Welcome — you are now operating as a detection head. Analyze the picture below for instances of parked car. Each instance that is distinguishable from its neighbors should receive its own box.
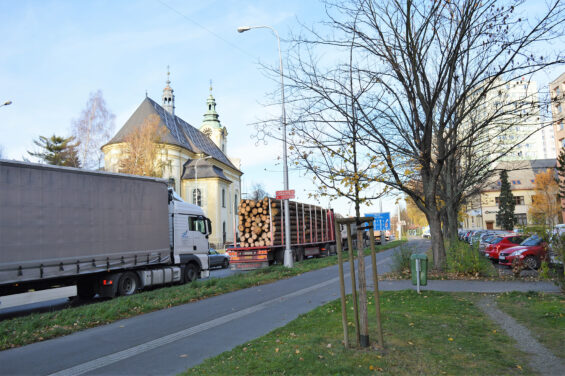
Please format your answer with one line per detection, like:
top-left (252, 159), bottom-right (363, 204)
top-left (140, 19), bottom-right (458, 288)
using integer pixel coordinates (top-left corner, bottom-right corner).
top-left (478, 234), bottom-right (500, 253)
top-left (209, 249), bottom-right (230, 269)
top-left (484, 234), bottom-right (527, 261)
top-left (498, 235), bottom-right (548, 269)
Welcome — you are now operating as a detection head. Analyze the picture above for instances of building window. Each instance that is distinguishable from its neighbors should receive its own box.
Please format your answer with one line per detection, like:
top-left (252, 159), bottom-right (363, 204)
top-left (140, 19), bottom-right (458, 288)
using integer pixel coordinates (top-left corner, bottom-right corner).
top-left (222, 188), bottom-right (226, 208)
top-left (556, 87), bottom-right (561, 96)
top-left (558, 104), bottom-right (563, 113)
top-left (234, 193), bottom-right (238, 212)
top-left (514, 196), bottom-right (525, 205)
top-left (222, 221), bottom-right (227, 244)
top-left (514, 213), bottom-right (527, 225)
top-left (192, 188), bottom-right (202, 207)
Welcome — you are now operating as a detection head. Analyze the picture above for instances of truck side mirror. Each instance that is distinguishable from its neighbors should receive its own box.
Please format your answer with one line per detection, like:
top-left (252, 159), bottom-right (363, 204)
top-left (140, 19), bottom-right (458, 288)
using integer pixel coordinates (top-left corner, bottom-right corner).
top-left (207, 218), bottom-right (212, 235)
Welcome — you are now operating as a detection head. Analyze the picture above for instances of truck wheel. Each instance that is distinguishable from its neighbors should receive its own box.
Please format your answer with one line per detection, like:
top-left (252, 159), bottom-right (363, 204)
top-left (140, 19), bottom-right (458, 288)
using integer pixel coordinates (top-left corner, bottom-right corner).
top-left (117, 272), bottom-right (139, 296)
top-left (523, 256), bottom-right (539, 270)
top-left (77, 281), bottom-right (96, 300)
top-left (184, 263), bottom-right (199, 282)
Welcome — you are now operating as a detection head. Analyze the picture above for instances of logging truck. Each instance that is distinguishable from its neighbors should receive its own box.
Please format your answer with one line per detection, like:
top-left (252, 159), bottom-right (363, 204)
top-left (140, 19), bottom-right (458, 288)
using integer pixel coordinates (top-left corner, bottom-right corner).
top-left (227, 198), bottom-right (337, 270)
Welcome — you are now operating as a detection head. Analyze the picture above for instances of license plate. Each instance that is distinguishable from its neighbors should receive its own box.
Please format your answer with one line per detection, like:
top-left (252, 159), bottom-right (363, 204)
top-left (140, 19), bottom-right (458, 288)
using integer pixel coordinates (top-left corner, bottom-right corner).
top-left (499, 256), bottom-right (505, 260)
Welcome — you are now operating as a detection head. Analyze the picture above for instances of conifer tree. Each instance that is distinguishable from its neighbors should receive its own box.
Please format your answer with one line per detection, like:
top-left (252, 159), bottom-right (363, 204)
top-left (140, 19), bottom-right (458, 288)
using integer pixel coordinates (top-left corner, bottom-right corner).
top-left (28, 135), bottom-right (80, 167)
top-left (496, 170), bottom-right (515, 230)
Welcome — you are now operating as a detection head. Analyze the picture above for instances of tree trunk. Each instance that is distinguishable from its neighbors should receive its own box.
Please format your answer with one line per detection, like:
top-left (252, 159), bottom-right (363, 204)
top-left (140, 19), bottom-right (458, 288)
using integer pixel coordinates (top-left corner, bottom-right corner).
top-left (445, 203), bottom-right (459, 244)
top-left (427, 212), bottom-right (446, 270)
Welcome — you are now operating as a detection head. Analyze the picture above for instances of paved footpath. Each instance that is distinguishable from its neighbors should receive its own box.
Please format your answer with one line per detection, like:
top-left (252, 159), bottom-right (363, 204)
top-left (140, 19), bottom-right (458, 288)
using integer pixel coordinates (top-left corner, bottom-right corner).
top-left (0, 241), bottom-right (561, 375)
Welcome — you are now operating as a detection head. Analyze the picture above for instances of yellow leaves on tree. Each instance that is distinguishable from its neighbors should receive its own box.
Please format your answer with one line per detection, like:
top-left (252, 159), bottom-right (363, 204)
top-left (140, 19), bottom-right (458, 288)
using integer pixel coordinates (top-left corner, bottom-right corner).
top-left (406, 196), bottom-right (428, 227)
top-left (528, 169), bottom-right (560, 227)
top-left (119, 114), bottom-right (166, 177)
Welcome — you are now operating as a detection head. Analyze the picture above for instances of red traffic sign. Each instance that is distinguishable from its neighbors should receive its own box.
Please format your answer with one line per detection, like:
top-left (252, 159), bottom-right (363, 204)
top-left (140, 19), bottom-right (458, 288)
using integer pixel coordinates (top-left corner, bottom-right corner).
top-left (276, 189), bottom-right (295, 200)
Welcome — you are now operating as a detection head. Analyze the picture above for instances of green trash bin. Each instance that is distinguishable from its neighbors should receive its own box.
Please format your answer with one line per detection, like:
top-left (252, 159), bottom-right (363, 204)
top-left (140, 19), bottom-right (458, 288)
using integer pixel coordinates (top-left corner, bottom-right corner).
top-left (410, 254), bottom-right (428, 286)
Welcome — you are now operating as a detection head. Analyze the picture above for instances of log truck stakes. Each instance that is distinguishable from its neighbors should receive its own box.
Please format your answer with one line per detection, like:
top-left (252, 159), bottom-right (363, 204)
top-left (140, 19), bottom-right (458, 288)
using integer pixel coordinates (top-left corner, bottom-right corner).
top-left (227, 197), bottom-right (339, 270)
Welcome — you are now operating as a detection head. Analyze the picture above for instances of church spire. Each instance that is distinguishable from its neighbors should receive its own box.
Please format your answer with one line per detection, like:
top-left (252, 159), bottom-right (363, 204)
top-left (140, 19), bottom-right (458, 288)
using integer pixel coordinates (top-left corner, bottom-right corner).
top-left (202, 84), bottom-right (220, 128)
top-left (162, 66), bottom-right (175, 115)
top-left (200, 83), bottom-right (227, 153)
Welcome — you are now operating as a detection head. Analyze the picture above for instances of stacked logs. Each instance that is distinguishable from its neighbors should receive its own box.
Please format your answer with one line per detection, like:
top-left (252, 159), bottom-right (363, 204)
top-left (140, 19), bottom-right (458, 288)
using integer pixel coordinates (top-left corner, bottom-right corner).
top-left (237, 198), bottom-right (329, 248)
top-left (238, 198), bottom-right (278, 247)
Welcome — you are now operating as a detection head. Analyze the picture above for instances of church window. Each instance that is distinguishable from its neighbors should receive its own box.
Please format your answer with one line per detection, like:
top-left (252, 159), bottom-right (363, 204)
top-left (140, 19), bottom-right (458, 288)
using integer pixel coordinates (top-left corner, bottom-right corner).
top-left (209, 104), bottom-right (212, 110)
top-left (234, 193), bottom-right (238, 212)
top-left (222, 221), bottom-right (227, 244)
top-left (192, 189), bottom-right (202, 206)
top-left (222, 189), bottom-right (226, 208)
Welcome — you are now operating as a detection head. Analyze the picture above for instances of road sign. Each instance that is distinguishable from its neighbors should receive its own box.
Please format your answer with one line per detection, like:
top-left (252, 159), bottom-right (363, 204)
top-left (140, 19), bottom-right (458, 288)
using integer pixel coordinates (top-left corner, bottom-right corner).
top-left (365, 212), bottom-right (391, 231)
top-left (276, 189), bottom-right (295, 200)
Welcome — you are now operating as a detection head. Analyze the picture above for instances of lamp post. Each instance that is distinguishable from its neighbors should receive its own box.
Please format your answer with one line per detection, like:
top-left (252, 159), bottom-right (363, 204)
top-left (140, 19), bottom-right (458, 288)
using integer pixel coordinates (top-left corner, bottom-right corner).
top-left (0, 100), bottom-right (12, 108)
top-left (194, 155), bottom-right (212, 206)
top-left (238, 25), bottom-right (293, 268)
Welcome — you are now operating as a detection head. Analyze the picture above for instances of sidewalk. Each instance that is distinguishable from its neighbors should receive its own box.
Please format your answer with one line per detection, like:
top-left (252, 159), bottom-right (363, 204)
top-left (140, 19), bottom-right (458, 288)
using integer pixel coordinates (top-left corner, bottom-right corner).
top-left (374, 279), bottom-right (562, 293)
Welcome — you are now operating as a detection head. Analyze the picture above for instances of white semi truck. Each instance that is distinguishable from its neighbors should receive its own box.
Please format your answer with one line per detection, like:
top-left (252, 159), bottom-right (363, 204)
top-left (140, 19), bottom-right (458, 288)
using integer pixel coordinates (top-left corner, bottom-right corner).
top-left (0, 160), bottom-right (212, 301)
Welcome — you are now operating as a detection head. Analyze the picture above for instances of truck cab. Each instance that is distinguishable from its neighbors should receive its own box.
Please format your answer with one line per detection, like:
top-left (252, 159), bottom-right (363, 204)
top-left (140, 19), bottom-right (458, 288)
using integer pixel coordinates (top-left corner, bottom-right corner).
top-left (169, 200), bottom-right (212, 280)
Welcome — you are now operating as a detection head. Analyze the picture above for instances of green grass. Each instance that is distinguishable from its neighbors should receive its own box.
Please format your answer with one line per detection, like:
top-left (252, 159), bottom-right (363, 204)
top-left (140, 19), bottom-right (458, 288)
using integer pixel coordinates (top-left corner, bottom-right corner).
top-left (0, 240), bottom-right (405, 350)
top-left (495, 291), bottom-right (565, 360)
top-left (185, 291), bottom-right (533, 376)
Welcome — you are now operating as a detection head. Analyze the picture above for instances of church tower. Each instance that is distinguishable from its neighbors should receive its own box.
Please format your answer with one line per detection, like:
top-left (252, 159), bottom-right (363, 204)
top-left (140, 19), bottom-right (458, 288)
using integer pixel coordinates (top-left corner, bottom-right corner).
top-left (200, 85), bottom-right (227, 153)
top-left (162, 67), bottom-right (175, 115)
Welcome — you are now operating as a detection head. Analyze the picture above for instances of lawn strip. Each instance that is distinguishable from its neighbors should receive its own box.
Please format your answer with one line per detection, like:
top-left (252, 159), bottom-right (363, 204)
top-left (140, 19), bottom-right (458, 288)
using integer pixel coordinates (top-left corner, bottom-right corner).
top-left (185, 291), bottom-right (531, 376)
top-left (495, 291), bottom-right (565, 360)
top-left (0, 240), bottom-right (405, 350)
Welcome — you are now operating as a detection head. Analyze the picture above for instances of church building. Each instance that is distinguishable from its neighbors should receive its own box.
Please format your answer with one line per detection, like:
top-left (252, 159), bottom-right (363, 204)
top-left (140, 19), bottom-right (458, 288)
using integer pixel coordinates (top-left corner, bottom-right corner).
top-left (102, 71), bottom-right (242, 248)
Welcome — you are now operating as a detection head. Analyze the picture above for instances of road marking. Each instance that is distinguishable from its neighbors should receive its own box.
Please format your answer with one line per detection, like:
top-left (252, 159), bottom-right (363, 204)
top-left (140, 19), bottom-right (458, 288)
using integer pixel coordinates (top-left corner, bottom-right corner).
top-left (49, 256), bottom-right (390, 376)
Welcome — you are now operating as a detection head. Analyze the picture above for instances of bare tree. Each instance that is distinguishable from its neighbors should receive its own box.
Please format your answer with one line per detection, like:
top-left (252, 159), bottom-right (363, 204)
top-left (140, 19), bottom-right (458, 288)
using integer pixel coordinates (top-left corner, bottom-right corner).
top-left (288, 0), bottom-right (565, 269)
top-left (119, 114), bottom-right (165, 177)
top-left (72, 90), bottom-right (115, 169)
top-left (249, 183), bottom-right (269, 201)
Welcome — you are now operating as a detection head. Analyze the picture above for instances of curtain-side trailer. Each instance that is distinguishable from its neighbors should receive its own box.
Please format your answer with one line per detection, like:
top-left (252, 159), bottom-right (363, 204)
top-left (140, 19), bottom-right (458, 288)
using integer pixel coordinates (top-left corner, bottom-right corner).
top-left (0, 160), bottom-right (212, 302)
top-left (227, 198), bottom-right (336, 270)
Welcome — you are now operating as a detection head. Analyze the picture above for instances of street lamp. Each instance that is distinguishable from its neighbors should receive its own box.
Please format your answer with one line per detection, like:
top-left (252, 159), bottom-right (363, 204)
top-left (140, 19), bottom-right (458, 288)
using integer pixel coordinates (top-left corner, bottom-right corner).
top-left (194, 155), bottom-right (212, 206)
top-left (0, 100), bottom-right (12, 108)
top-left (238, 25), bottom-right (293, 268)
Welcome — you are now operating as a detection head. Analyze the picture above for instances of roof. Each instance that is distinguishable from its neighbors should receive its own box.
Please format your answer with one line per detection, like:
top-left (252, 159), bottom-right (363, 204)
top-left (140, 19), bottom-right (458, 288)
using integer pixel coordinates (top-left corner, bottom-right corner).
top-left (483, 159), bottom-right (556, 191)
top-left (181, 159), bottom-right (231, 182)
top-left (105, 97), bottom-right (240, 173)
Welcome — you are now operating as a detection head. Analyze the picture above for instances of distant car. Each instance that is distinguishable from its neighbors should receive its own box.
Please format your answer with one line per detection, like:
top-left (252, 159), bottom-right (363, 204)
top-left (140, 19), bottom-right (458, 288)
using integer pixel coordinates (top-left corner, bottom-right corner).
top-left (209, 249), bottom-right (230, 269)
top-left (484, 235), bottom-right (527, 261)
top-left (498, 235), bottom-right (548, 269)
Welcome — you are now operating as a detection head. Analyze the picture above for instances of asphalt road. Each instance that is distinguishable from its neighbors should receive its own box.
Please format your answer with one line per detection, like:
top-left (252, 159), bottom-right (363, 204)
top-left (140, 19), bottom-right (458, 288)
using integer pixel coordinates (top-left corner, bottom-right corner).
top-left (0, 265), bottom-right (239, 320)
top-left (0, 241), bottom-right (412, 375)
top-left (2, 239), bottom-right (557, 375)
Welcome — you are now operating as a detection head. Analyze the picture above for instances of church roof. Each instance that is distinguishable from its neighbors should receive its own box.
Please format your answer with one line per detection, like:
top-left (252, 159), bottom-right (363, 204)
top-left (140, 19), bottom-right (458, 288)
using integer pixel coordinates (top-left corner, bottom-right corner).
top-left (181, 159), bottom-right (231, 182)
top-left (106, 97), bottom-right (240, 173)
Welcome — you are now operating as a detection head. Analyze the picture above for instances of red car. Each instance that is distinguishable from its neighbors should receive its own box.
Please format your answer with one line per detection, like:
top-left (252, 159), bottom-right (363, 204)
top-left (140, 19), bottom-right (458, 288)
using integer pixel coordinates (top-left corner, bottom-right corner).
top-left (484, 235), bottom-right (527, 262)
top-left (498, 235), bottom-right (548, 269)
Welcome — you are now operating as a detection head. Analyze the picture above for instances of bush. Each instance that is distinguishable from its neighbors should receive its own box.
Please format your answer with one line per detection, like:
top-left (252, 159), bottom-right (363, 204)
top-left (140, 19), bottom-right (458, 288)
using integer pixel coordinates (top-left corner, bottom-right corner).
top-left (391, 245), bottom-right (417, 275)
top-left (446, 240), bottom-right (496, 277)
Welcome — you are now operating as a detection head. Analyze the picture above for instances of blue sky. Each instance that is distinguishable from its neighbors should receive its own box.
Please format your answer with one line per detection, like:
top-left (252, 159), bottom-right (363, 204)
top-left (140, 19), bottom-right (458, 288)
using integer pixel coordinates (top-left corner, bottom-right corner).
top-left (1, 0), bottom-right (564, 218)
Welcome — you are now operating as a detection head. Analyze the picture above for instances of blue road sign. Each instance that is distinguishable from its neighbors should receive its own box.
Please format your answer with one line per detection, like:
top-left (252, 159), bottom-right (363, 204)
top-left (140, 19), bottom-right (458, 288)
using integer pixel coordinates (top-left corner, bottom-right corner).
top-left (365, 212), bottom-right (391, 232)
